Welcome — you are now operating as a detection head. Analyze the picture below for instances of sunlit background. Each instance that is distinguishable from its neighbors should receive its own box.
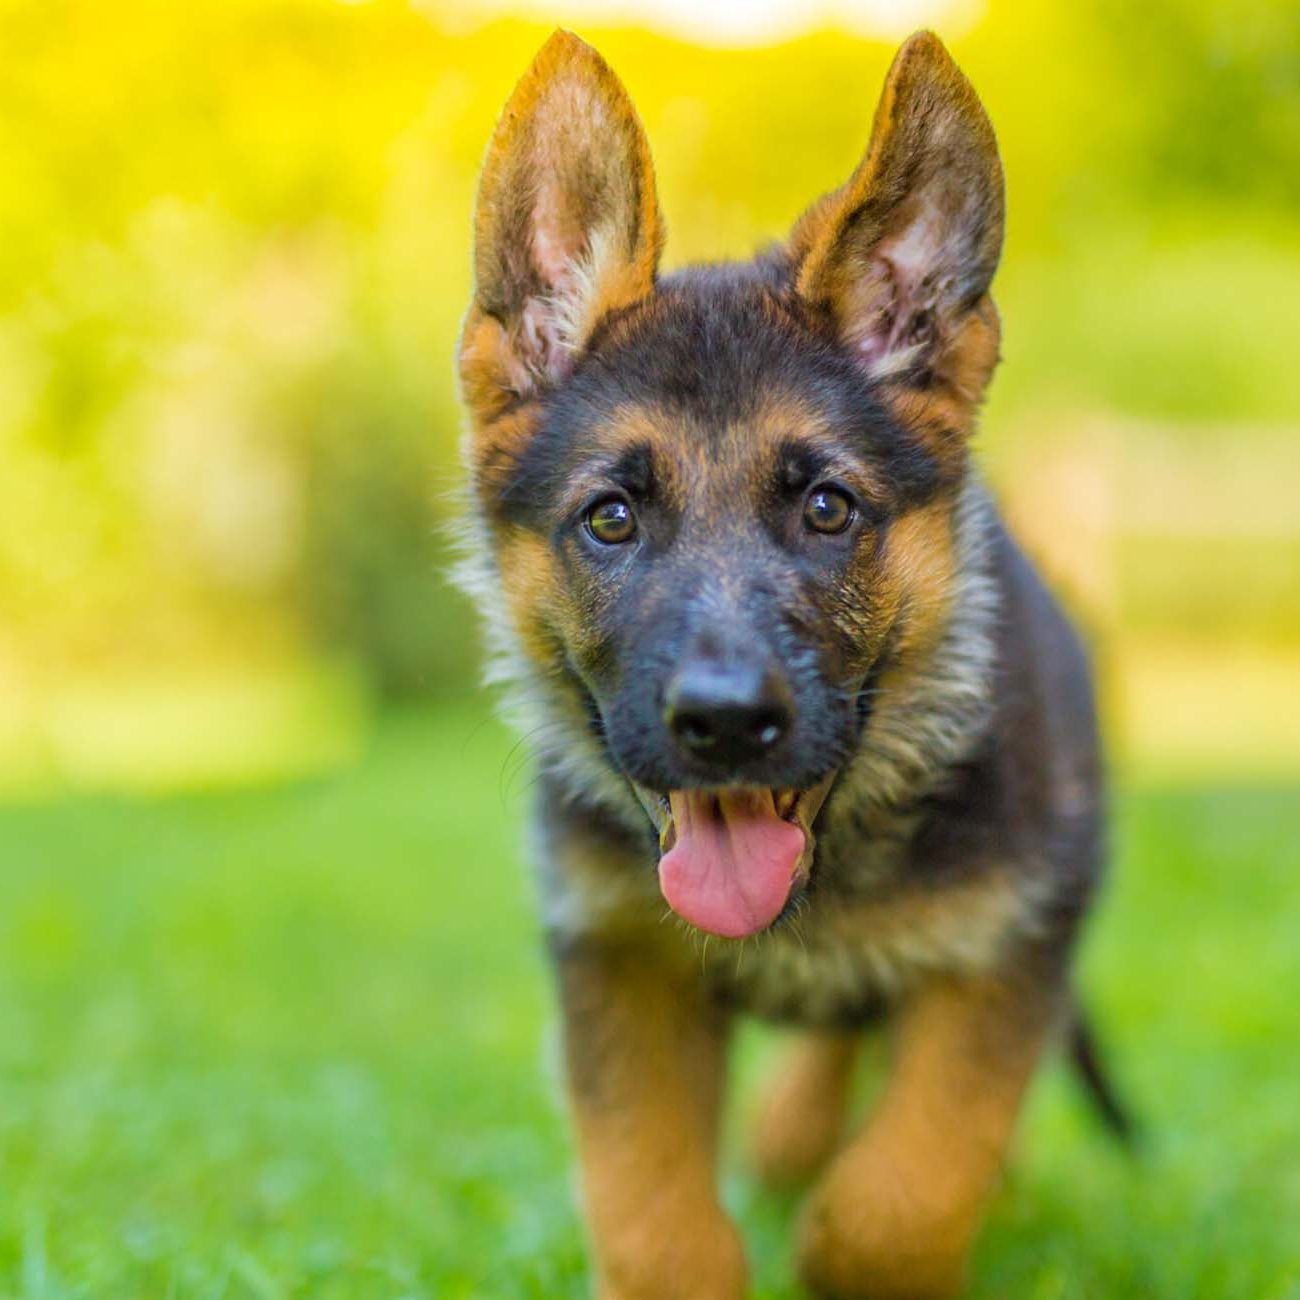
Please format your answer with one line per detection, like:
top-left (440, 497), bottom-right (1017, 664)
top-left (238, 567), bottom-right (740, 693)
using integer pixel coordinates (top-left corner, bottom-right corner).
top-left (2, 1), bottom-right (1298, 1296)
top-left (2, 0), bottom-right (1298, 788)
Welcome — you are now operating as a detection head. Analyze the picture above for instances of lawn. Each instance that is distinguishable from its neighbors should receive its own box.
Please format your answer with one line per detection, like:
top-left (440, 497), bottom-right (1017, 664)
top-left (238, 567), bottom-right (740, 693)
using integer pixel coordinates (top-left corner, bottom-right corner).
top-left (1, 702), bottom-right (1298, 1299)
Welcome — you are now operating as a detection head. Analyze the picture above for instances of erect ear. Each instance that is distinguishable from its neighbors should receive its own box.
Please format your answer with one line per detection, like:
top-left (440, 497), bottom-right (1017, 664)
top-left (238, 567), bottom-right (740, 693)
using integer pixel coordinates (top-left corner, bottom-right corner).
top-left (790, 32), bottom-right (1003, 429)
top-left (460, 30), bottom-right (663, 423)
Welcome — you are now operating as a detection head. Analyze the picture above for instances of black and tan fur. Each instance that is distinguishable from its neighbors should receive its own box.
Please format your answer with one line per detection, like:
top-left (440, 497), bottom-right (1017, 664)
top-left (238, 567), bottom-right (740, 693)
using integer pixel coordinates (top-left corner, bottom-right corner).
top-left (458, 29), bottom-right (1121, 1299)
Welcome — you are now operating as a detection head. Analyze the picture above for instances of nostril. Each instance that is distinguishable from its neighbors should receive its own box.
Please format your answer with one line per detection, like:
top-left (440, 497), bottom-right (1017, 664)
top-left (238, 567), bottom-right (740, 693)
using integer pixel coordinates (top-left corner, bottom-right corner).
top-left (676, 714), bottom-right (718, 750)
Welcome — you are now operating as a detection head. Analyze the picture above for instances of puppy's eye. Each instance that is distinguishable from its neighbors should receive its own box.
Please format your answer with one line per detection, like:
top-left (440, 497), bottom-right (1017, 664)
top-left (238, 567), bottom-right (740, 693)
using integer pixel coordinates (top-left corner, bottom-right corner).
top-left (585, 496), bottom-right (637, 545)
top-left (803, 485), bottom-right (855, 535)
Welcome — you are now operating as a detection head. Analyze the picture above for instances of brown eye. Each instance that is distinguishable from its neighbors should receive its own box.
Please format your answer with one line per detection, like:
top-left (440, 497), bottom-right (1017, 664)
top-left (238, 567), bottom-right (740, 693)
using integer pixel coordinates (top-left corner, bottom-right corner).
top-left (585, 496), bottom-right (637, 545)
top-left (803, 485), bottom-right (854, 535)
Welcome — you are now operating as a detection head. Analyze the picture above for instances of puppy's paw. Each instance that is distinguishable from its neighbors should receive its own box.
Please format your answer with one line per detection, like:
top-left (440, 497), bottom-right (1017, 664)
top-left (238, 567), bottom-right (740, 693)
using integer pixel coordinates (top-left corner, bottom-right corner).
top-left (597, 1210), bottom-right (747, 1300)
top-left (795, 1157), bottom-right (969, 1300)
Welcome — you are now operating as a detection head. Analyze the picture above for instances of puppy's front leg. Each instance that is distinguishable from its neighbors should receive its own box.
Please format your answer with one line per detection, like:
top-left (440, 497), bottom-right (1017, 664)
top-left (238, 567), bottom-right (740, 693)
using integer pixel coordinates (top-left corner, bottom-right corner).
top-left (554, 942), bottom-right (746, 1300)
top-left (751, 1030), bottom-right (861, 1188)
top-left (798, 970), bottom-right (1059, 1300)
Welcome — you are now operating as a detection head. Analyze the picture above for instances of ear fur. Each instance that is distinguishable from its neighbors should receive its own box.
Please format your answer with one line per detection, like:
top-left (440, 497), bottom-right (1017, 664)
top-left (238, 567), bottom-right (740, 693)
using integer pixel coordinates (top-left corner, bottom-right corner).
top-left (461, 29), bottom-right (663, 427)
top-left (790, 32), bottom-right (1003, 421)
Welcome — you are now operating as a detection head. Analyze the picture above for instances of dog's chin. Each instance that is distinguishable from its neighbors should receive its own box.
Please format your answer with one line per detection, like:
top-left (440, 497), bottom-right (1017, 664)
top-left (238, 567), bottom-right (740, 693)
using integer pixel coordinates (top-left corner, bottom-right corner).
top-left (629, 771), bottom-right (838, 940)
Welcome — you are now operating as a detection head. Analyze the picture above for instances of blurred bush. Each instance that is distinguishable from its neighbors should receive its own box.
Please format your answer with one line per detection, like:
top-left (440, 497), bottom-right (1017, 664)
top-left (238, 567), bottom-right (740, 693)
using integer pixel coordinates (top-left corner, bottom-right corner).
top-left (1, 0), bottom-right (1297, 706)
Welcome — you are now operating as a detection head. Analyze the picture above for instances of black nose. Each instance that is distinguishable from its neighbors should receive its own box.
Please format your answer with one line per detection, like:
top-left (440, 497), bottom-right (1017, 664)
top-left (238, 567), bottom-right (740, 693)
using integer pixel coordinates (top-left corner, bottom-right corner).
top-left (665, 658), bottom-right (794, 770)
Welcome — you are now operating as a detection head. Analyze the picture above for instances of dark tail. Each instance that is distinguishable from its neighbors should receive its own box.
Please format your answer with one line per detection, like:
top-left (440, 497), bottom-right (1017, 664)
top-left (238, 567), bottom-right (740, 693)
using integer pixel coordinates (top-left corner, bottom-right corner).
top-left (1067, 1004), bottom-right (1139, 1148)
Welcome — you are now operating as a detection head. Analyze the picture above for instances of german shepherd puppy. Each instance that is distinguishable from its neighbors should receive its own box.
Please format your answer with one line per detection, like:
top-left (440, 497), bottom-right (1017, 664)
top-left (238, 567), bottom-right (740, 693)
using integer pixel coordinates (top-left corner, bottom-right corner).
top-left (459, 29), bottom-right (1123, 1300)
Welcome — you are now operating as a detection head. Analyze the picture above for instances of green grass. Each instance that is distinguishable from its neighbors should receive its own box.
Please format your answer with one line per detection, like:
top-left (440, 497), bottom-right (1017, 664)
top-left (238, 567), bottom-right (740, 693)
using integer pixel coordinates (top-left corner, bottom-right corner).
top-left (1, 703), bottom-right (1298, 1299)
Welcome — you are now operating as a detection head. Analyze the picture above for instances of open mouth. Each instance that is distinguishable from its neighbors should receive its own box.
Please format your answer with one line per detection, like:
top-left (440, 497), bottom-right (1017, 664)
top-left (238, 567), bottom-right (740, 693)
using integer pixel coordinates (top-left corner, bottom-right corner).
top-left (632, 775), bottom-right (837, 939)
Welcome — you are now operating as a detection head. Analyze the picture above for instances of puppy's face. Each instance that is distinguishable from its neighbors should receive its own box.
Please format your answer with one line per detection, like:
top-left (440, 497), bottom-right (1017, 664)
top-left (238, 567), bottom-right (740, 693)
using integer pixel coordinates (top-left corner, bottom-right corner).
top-left (462, 31), bottom-right (1003, 938)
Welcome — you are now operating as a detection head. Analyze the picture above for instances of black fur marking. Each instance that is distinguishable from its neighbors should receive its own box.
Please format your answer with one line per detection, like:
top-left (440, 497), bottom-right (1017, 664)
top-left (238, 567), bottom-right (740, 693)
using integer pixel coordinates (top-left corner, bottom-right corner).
top-left (607, 441), bottom-right (656, 499)
top-left (855, 648), bottom-right (890, 737)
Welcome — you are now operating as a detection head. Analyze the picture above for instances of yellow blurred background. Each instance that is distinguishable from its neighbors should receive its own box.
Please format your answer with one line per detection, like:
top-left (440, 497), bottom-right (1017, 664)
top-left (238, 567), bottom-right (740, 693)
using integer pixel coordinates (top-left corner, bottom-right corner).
top-left (3, 0), bottom-right (1298, 794)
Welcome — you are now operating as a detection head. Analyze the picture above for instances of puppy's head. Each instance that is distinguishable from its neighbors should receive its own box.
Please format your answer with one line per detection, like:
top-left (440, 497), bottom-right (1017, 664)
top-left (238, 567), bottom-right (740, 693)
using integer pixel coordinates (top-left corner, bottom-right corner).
top-left (461, 31), bottom-right (1003, 938)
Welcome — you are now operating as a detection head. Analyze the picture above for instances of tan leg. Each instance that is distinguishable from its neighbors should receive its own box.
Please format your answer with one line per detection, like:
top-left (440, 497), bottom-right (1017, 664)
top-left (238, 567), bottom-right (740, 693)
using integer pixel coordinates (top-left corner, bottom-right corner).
top-left (798, 972), bottom-right (1058, 1300)
top-left (751, 1030), bottom-right (860, 1188)
top-left (554, 943), bottom-right (746, 1300)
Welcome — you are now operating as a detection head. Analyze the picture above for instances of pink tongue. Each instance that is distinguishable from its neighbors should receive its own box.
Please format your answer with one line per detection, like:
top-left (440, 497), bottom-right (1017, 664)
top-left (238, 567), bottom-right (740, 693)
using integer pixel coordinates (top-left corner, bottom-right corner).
top-left (658, 790), bottom-right (806, 938)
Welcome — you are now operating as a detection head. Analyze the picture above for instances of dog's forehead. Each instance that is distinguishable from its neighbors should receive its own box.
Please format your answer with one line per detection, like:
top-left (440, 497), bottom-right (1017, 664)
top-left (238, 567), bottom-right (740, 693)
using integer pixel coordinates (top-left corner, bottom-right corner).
top-left (565, 295), bottom-right (866, 457)
top-left (591, 389), bottom-right (838, 486)
top-left (514, 274), bottom-right (944, 518)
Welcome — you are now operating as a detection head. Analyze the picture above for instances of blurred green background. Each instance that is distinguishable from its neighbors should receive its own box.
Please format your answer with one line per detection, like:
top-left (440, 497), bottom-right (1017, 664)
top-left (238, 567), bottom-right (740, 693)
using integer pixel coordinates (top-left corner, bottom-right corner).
top-left (1, 0), bottom-right (1298, 1295)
